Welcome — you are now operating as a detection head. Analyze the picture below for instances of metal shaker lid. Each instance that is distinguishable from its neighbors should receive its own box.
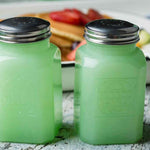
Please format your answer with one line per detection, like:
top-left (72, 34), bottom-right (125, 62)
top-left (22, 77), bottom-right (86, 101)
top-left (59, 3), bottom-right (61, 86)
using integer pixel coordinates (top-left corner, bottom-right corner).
top-left (85, 19), bottom-right (139, 45)
top-left (0, 17), bottom-right (51, 43)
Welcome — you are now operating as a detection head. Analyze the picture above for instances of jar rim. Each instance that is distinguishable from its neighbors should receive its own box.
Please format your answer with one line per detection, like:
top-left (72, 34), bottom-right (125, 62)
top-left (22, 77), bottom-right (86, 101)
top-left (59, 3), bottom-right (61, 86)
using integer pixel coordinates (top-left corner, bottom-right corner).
top-left (85, 19), bottom-right (139, 45)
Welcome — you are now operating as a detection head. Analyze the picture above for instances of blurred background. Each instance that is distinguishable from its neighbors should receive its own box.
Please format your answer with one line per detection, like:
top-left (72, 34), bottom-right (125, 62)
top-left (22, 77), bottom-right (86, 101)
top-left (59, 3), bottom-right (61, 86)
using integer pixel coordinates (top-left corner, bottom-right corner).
top-left (0, 0), bottom-right (149, 16)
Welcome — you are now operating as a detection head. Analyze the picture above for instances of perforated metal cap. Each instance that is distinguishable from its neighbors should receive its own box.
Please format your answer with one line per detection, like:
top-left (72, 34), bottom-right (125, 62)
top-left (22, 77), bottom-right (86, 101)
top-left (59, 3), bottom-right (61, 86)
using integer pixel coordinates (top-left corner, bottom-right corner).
top-left (85, 19), bottom-right (139, 45)
top-left (0, 17), bottom-right (51, 43)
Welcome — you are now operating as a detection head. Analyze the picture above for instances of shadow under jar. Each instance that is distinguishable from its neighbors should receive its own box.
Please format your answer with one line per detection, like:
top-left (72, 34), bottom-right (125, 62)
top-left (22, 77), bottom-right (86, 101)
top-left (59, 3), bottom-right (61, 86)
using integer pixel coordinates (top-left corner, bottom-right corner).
top-left (74, 19), bottom-right (146, 145)
top-left (0, 17), bottom-right (62, 144)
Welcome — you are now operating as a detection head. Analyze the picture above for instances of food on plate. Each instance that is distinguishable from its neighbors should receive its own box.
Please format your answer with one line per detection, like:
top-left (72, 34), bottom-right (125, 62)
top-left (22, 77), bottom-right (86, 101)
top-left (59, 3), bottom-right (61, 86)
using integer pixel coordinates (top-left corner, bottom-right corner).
top-left (49, 8), bottom-right (105, 25)
top-left (66, 40), bottom-right (86, 61)
top-left (49, 18), bottom-right (84, 41)
top-left (49, 9), bottom-right (81, 25)
top-left (50, 34), bottom-right (73, 48)
top-left (137, 29), bottom-right (150, 48)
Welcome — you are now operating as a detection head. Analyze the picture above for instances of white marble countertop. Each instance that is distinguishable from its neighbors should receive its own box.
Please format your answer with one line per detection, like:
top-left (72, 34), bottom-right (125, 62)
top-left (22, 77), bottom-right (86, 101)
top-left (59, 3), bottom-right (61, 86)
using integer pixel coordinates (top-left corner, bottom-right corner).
top-left (1, 86), bottom-right (150, 150)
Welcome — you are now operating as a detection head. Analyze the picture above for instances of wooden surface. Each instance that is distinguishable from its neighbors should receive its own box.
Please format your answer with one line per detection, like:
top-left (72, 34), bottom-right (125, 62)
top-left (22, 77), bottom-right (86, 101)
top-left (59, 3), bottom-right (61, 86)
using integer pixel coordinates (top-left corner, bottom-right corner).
top-left (1, 87), bottom-right (150, 150)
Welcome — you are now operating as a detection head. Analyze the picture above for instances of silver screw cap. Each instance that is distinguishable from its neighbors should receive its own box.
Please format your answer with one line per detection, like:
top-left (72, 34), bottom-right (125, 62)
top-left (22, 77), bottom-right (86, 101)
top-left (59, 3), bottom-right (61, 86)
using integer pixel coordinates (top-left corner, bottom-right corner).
top-left (85, 19), bottom-right (139, 45)
top-left (0, 17), bottom-right (51, 43)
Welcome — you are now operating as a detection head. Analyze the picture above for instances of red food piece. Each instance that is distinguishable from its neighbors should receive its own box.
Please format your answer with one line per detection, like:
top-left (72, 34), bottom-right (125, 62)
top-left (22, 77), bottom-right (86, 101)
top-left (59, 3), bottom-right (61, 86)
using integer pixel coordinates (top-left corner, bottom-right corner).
top-left (64, 8), bottom-right (91, 25)
top-left (49, 10), bottom-right (80, 25)
top-left (49, 8), bottom-right (104, 26)
top-left (66, 40), bottom-right (87, 61)
top-left (72, 9), bottom-right (92, 25)
top-left (64, 8), bottom-right (73, 12)
top-left (87, 8), bottom-right (104, 20)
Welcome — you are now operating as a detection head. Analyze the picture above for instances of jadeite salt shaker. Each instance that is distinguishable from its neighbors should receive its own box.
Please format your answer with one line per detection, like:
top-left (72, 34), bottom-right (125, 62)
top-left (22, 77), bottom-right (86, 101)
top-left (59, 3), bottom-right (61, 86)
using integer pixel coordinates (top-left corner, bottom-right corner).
top-left (74, 19), bottom-right (146, 145)
top-left (0, 17), bottom-right (62, 144)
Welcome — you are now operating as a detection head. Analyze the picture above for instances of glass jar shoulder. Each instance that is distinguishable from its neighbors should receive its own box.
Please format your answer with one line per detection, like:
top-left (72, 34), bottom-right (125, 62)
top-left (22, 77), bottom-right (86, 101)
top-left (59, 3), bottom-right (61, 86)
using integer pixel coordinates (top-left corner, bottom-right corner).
top-left (50, 43), bottom-right (61, 62)
top-left (75, 44), bottom-right (100, 69)
top-left (134, 47), bottom-right (146, 68)
top-left (76, 44), bottom-right (146, 70)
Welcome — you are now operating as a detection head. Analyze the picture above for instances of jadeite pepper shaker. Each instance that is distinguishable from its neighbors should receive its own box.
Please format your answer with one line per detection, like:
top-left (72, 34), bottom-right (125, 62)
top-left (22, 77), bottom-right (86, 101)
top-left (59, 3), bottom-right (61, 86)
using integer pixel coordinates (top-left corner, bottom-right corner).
top-left (0, 17), bottom-right (62, 144)
top-left (74, 19), bottom-right (146, 145)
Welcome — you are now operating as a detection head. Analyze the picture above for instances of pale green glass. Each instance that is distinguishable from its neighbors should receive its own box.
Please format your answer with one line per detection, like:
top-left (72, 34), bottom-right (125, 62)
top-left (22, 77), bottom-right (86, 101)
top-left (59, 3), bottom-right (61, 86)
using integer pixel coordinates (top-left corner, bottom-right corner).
top-left (51, 43), bottom-right (62, 134)
top-left (0, 39), bottom-right (62, 144)
top-left (74, 41), bottom-right (146, 145)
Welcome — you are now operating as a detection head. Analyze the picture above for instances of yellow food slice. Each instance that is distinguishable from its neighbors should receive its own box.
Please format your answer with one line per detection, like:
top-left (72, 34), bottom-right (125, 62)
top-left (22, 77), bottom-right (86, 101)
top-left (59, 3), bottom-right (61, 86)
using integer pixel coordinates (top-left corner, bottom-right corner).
top-left (50, 34), bottom-right (73, 48)
top-left (49, 18), bottom-right (84, 41)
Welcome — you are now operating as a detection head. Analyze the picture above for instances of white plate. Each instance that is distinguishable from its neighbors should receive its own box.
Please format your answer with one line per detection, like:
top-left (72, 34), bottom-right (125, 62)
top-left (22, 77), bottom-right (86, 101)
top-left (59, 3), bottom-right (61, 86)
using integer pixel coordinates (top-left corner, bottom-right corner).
top-left (0, 2), bottom-right (150, 90)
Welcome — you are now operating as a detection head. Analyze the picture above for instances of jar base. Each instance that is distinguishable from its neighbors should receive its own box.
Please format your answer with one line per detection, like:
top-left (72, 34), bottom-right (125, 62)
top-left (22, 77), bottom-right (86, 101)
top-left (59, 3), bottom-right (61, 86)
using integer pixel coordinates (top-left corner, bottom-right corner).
top-left (80, 136), bottom-right (142, 145)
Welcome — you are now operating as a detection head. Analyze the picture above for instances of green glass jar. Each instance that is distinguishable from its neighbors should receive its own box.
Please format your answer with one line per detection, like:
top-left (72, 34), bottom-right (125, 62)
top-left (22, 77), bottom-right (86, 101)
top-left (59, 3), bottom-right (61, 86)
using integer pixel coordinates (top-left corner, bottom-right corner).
top-left (74, 19), bottom-right (146, 145)
top-left (0, 17), bottom-right (62, 144)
